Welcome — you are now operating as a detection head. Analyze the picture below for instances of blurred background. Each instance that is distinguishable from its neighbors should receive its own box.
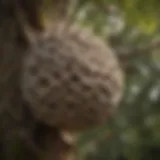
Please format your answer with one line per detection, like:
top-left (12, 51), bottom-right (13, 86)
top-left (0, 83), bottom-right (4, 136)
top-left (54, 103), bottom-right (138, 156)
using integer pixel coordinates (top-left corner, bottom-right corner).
top-left (54, 0), bottom-right (160, 160)
top-left (44, 0), bottom-right (160, 159)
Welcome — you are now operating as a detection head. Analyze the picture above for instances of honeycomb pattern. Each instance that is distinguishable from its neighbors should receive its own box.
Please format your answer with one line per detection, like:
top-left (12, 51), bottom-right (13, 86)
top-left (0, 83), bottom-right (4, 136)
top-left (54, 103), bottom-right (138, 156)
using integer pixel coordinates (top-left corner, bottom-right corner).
top-left (21, 22), bottom-right (124, 131)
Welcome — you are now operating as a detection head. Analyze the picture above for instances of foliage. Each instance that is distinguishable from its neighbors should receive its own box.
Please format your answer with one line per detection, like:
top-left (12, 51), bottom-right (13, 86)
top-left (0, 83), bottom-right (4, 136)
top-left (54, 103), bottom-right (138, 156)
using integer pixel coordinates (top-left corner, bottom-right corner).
top-left (72, 0), bottom-right (160, 34)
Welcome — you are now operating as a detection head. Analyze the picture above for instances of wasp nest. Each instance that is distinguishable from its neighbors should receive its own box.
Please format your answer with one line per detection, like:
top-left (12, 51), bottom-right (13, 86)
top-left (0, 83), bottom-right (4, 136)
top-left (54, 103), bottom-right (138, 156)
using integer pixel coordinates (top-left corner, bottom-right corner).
top-left (21, 21), bottom-right (124, 131)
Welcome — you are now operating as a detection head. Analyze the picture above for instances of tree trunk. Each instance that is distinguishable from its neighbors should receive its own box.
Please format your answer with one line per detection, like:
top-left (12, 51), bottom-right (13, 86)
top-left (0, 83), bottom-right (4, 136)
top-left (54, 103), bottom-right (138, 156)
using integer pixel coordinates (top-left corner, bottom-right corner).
top-left (0, 1), bottom-right (74, 160)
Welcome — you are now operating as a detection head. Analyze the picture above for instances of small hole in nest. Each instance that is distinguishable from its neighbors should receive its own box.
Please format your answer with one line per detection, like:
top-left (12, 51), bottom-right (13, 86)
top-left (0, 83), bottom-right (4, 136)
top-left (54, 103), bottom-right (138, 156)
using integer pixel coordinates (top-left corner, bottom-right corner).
top-left (83, 84), bottom-right (91, 92)
top-left (66, 103), bottom-right (75, 110)
top-left (53, 71), bottom-right (61, 79)
top-left (38, 76), bottom-right (50, 87)
top-left (100, 86), bottom-right (112, 97)
top-left (88, 107), bottom-right (96, 115)
top-left (71, 74), bottom-right (80, 82)
top-left (48, 101), bottom-right (57, 109)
